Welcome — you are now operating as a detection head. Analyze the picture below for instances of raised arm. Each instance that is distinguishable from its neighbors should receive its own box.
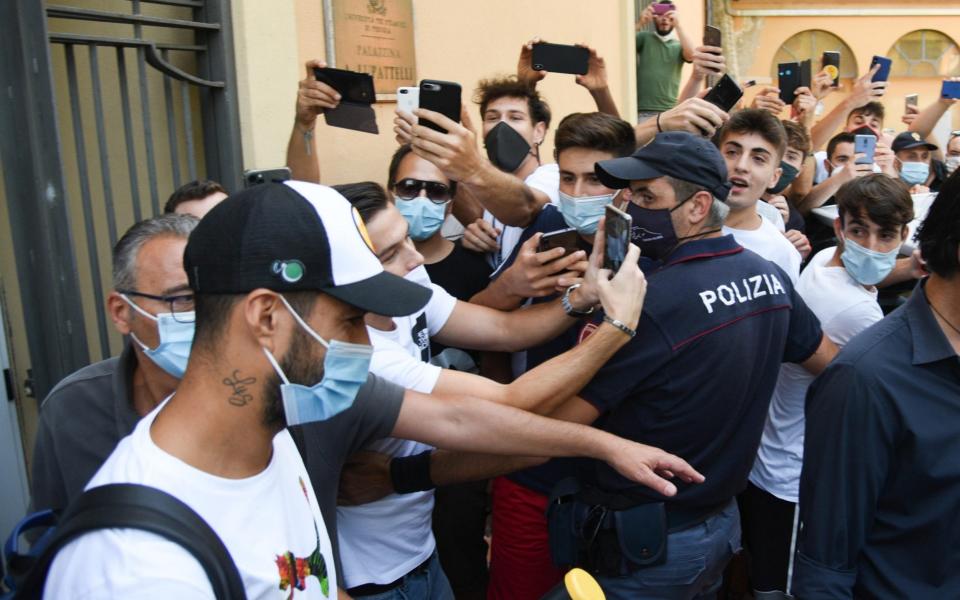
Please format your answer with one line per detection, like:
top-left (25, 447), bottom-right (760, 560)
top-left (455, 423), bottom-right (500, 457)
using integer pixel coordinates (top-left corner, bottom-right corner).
top-left (669, 11), bottom-right (696, 63)
top-left (677, 45), bottom-right (725, 103)
top-left (635, 95), bottom-right (729, 146)
top-left (810, 65), bottom-right (884, 152)
top-left (907, 81), bottom-right (959, 141)
top-left (285, 59), bottom-right (341, 183)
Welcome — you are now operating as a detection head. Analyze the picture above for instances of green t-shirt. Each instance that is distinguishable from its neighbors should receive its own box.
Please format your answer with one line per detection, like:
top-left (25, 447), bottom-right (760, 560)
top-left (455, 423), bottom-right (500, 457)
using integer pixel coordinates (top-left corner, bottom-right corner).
top-left (636, 31), bottom-right (685, 112)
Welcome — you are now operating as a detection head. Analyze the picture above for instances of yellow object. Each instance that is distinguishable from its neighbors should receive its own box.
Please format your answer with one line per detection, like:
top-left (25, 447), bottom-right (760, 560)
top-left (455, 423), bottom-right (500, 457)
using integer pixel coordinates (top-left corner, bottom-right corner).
top-left (823, 64), bottom-right (839, 79)
top-left (564, 568), bottom-right (606, 600)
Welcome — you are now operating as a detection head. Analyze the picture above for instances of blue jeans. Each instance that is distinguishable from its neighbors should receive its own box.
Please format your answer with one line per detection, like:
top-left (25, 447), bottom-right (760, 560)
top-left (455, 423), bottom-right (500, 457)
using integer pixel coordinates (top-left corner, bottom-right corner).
top-left (596, 500), bottom-right (742, 600)
top-left (354, 552), bottom-right (455, 600)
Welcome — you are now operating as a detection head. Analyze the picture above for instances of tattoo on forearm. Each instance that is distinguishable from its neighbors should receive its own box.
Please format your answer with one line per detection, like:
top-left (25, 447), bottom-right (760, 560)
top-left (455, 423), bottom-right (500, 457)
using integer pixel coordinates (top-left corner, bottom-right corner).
top-left (223, 369), bottom-right (256, 407)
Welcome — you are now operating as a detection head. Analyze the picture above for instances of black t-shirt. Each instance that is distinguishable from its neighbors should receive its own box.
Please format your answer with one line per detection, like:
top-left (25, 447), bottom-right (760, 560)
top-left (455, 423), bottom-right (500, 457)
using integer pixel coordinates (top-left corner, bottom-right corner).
top-left (424, 241), bottom-right (492, 370)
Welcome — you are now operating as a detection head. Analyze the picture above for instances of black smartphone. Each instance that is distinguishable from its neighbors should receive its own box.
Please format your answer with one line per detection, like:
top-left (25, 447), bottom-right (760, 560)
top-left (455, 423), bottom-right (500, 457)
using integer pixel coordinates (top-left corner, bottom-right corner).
top-left (538, 227), bottom-right (579, 254)
top-left (419, 79), bottom-right (461, 133)
top-left (313, 67), bottom-right (375, 105)
top-left (778, 59), bottom-right (811, 104)
top-left (854, 135), bottom-right (876, 165)
top-left (604, 205), bottom-right (632, 272)
top-left (243, 167), bottom-right (291, 188)
top-left (870, 55), bottom-right (892, 83)
top-left (703, 25), bottom-right (722, 48)
top-left (531, 43), bottom-right (589, 76)
top-left (703, 74), bottom-right (743, 112)
top-left (822, 51), bottom-right (840, 87)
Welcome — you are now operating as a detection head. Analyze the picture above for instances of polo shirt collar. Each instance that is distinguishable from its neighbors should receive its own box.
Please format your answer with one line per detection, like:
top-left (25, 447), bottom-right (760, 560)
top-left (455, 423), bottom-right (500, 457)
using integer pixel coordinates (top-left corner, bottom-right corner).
top-left (661, 234), bottom-right (742, 268)
top-left (907, 280), bottom-right (958, 366)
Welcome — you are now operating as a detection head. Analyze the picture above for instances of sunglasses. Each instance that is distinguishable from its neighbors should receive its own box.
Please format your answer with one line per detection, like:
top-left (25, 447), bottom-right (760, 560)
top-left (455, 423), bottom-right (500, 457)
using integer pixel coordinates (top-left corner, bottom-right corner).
top-left (393, 178), bottom-right (452, 203)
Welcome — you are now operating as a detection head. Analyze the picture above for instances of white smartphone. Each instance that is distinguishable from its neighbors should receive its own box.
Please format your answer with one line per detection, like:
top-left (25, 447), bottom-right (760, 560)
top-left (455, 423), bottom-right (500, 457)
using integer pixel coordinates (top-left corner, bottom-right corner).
top-left (397, 86), bottom-right (419, 118)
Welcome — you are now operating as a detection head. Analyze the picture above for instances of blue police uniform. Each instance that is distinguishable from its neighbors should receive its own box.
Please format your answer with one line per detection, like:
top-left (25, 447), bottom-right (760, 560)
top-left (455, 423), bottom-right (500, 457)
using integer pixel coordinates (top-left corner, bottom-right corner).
top-left (566, 234), bottom-right (823, 598)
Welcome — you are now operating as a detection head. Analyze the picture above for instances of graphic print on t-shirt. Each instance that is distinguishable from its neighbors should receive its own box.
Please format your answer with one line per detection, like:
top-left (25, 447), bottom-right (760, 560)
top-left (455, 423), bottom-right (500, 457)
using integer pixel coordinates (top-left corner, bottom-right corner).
top-left (411, 313), bottom-right (431, 362)
top-left (275, 477), bottom-right (330, 598)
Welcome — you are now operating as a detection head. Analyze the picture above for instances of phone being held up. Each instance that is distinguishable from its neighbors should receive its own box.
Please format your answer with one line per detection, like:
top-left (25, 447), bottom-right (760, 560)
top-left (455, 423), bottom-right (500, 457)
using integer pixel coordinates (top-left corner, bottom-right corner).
top-left (418, 80), bottom-right (461, 133)
top-left (604, 205), bottom-right (632, 272)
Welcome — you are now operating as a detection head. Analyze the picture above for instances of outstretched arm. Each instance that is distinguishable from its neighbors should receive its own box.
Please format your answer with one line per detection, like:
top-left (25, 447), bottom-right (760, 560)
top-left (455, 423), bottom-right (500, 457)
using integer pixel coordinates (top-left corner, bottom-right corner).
top-left (286, 59), bottom-right (341, 183)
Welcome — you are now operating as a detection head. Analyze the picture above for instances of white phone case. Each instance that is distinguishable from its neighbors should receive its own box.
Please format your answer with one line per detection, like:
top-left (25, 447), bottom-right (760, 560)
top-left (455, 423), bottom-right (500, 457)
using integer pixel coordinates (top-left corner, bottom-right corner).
top-left (397, 87), bottom-right (419, 119)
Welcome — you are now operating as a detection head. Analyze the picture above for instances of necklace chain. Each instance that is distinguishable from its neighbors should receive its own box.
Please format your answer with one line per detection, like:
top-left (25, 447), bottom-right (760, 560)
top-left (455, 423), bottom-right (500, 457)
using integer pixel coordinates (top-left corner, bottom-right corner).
top-left (928, 298), bottom-right (960, 336)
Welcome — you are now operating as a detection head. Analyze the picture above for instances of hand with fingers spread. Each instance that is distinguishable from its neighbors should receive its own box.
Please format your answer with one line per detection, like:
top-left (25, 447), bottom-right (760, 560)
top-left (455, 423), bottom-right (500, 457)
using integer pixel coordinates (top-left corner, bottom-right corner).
top-left (499, 234), bottom-right (588, 300)
top-left (692, 45), bottom-right (725, 79)
top-left (462, 219), bottom-right (501, 254)
top-left (338, 451), bottom-right (394, 506)
top-left (751, 86), bottom-right (786, 116)
top-left (518, 37), bottom-right (547, 89)
top-left (784, 229), bottom-right (811, 260)
top-left (658, 95), bottom-right (729, 138)
top-left (607, 439), bottom-right (705, 497)
top-left (296, 59), bottom-right (341, 129)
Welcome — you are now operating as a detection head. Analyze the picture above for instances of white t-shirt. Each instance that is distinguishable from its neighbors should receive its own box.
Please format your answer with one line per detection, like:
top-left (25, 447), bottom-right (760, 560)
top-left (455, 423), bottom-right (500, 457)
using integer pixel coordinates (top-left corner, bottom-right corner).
top-left (724, 215), bottom-right (802, 284)
top-left (45, 402), bottom-right (336, 600)
top-left (749, 247), bottom-right (883, 502)
top-left (483, 163), bottom-right (560, 270)
top-left (337, 265), bottom-right (457, 588)
top-left (756, 200), bottom-right (786, 232)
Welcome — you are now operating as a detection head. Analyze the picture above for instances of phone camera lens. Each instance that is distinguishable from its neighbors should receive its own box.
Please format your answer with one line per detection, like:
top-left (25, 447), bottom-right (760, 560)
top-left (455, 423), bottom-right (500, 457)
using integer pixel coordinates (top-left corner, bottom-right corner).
top-left (534, 63), bottom-right (543, 70)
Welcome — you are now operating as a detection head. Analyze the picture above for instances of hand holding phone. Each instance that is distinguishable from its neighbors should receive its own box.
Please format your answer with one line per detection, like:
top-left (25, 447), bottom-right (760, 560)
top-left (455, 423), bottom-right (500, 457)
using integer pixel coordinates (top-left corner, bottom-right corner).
top-left (870, 56), bottom-right (893, 83)
top-left (418, 80), bottom-right (461, 133)
top-left (313, 67), bottom-right (378, 134)
top-left (703, 25), bottom-right (721, 49)
top-left (821, 51), bottom-right (840, 87)
top-left (538, 227), bottom-right (579, 254)
top-left (397, 86), bottom-right (419, 118)
top-left (703, 74), bottom-right (743, 112)
top-left (854, 134), bottom-right (877, 165)
top-left (604, 205), bottom-right (632, 272)
top-left (531, 43), bottom-right (590, 76)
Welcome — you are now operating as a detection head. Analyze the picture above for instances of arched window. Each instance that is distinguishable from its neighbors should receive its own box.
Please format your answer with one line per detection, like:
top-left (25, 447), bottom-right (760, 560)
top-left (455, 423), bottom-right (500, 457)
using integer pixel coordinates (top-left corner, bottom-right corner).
top-left (771, 30), bottom-right (857, 81)
top-left (886, 30), bottom-right (960, 77)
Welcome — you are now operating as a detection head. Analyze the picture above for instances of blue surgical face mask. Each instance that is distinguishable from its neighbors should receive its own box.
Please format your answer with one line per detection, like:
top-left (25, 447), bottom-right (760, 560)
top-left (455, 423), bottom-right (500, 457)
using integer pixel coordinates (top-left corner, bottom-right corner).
top-left (121, 294), bottom-right (194, 378)
top-left (558, 190), bottom-right (616, 235)
top-left (263, 296), bottom-right (373, 425)
top-left (899, 161), bottom-right (929, 186)
top-left (395, 196), bottom-right (448, 241)
top-left (840, 236), bottom-right (899, 286)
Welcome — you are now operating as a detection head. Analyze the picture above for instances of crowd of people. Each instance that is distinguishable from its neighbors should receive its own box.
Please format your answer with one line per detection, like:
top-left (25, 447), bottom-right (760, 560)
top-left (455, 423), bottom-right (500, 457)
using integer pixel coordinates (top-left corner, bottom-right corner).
top-left (22, 2), bottom-right (960, 599)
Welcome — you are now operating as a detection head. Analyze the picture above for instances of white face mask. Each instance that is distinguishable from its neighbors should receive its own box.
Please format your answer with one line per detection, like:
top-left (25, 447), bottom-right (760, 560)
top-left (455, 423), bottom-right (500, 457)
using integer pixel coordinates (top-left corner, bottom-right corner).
top-left (830, 163), bottom-right (846, 177)
top-left (945, 155), bottom-right (960, 175)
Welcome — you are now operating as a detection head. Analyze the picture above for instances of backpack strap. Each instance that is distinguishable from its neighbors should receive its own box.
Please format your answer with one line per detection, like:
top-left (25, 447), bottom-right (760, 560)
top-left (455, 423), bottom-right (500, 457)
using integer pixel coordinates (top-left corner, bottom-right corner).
top-left (15, 484), bottom-right (246, 600)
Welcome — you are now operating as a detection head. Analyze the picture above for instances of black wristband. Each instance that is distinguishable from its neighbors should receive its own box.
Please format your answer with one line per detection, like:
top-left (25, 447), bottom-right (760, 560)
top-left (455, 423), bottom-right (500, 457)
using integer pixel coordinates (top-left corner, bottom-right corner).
top-left (656, 112), bottom-right (663, 133)
top-left (389, 450), bottom-right (435, 493)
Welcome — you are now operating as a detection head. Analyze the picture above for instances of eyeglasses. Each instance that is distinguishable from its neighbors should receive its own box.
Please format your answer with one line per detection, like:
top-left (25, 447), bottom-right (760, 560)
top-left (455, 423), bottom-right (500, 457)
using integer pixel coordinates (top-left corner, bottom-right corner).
top-left (118, 289), bottom-right (195, 321)
top-left (393, 178), bottom-right (452, 203)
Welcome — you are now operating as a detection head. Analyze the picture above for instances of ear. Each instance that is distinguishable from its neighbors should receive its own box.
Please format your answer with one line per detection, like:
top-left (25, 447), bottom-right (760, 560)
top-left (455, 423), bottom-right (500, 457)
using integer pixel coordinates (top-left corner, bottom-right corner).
top-left (243, 290), bottom-right (287, 355)
top-left (832, 217), bottom-right (844, 245)
top-left (616, 188), bottom-right (632, 209)
top-left (900, 223), bottom-right (910, 242)
top-left (533, 121), bottom-right (547, 146)
top-left (687, 191), bottom-right (713, 225)
top-left (768, 164), bottom-right (783, 189)
top-left (107, 291), bottom-right (133, 335)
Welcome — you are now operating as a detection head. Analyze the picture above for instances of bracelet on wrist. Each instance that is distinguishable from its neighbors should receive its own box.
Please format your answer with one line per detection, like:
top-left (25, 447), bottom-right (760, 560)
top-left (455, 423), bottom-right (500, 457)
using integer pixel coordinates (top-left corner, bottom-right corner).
top-left (562, 283), bottom-right (596, 317)
top-left (603, 314), bottom-right (637, 338)
top-left (656, 112), bottom-right (663, 133)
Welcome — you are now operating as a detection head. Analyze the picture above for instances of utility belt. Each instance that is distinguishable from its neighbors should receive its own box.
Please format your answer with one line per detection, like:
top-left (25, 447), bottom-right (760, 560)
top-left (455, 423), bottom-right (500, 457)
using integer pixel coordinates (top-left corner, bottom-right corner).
top-left (546, 478), bottom-right (727, 577)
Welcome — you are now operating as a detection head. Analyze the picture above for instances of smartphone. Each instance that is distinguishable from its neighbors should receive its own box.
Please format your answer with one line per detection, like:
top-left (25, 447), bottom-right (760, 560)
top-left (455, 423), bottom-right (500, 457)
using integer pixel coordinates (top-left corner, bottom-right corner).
top-left (538, 227), bottom-right (579, 254)
top-left (419, 79), bottom-right (461, 133)
top-left (652, 2), bottom-right (674, 15)
top-left (603, 205), bottom-right (632, 272)
top-left (703, 25), bottom-right (722, 48)
top-left (243, 167), bottom-right (291, 188)
top-left (870, 55), bottom-right (893, 83)
top-left (941, 80), bottom-right (960, 100)
top-left (777, 61), bottom-right (810, 104)
top-left (854, 135), bottom-right (876, 165)
top-left (905, 93), bottom-right (919, 110)
top-left (313, 67), bottom-right (375, 105)
top-left (703, 74), bottom-right (743, 112)
top-left (530, 43), bottom-right (589, 76)
top-left (397, 86), bottom-right (419, 116)
top-left (822, 51), bottom-right (840, 87)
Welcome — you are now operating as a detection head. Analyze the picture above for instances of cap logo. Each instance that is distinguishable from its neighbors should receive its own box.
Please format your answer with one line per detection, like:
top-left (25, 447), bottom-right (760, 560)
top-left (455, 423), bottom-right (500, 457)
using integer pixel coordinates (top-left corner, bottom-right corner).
top-left (272, 260), bottom-right (305, 283)
top-left (352, 207), bottom-right (376, 253)
top-left (912, 132), bottom-right (921, 141)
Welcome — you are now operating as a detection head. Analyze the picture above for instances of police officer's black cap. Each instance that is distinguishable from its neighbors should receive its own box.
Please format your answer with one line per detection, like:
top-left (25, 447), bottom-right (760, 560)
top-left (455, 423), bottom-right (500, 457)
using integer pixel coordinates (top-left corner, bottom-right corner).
top-left (595, 131), bottom-right (732, 201)
top-left (183, 181), bottom-right (432, 317)
top-left (891, 131), bottom-right (938, 153)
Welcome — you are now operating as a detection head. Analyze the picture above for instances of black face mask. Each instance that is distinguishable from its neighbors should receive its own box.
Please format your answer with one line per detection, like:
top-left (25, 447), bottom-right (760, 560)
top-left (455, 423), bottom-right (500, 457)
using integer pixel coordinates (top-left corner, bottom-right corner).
top-left (767, 161), bottom-right (799, 194)
top-left (624, 202), bottom-right (681, 262)
top-left (485, 122), bottom-right (532, 173)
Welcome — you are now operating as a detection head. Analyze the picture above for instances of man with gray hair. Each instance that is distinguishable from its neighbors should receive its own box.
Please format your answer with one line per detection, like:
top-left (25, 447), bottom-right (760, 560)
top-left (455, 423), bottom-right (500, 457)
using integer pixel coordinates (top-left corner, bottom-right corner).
top-left (30, 213), bottom-right (198, 512)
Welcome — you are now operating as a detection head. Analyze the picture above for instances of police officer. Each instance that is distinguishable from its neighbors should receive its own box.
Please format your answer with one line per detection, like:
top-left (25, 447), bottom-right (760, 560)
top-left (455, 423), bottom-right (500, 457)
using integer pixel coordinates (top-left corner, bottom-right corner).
top-left (545, 131), bottom-right (837, 599)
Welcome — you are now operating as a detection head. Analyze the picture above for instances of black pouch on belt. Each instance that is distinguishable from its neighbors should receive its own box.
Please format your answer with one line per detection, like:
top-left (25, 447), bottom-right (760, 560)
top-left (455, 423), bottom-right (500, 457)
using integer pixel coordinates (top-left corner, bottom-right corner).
top-left (546, 477), bottom-right (582, 569)
top-left (614, 502), bottom-right (667, 568)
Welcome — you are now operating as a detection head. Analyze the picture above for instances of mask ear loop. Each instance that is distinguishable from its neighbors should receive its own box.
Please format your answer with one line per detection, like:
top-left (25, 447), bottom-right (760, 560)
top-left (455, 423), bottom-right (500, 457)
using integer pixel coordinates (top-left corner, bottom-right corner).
top-left (261, 347), bottom-right (291, 385)
top-left (278, 295), bottom-right (330, 349)
top-left (119, 293), bottom-right (158, 352)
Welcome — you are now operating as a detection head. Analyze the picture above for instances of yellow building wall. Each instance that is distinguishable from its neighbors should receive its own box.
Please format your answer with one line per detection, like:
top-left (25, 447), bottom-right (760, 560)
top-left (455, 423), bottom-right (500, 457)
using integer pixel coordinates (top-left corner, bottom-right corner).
top-left (738, 13), bottom-right (960, 143)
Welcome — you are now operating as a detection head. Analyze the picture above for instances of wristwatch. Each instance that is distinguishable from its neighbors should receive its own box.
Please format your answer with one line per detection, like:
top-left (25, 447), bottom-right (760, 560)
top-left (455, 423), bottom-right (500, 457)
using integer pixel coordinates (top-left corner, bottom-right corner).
top-left (562, 283), bottom-right (596, 317)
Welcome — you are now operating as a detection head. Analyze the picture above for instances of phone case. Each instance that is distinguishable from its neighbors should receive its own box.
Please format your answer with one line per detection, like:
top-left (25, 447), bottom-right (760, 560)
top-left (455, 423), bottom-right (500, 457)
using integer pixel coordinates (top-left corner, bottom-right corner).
top-left (539, 228), bottom-right (579, 253)
top-left (871, 56), bottom-right (892, 83)
top-left (419, 79), bottom-right (461, 133)
top-left (243, 168), bottom-right (291, 188)
top-left (703, 25), bottom-right (721, 48)
top-left (822, 51), bottom-right (840, 87)
top-left (397, 87), bottom-right (419, 116)
top-left (652, 2), bottom-right (673, 15)
top-left (314, 67), bottom-right (379, 134)
top-left (531, 43), bottom-right (590, 76)
top-left (941, 80), bottom-right (960, 100)
top-left (778, 62), bottom-right (801, 104)
top-left (703, 74), bottom-right (743, 112)
top-left (854, 135), bottom-right (876, 164)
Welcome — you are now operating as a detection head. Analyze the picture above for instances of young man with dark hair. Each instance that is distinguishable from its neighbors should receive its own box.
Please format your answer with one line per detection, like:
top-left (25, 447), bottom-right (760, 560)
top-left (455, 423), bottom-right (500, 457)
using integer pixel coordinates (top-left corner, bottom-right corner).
top-left (716, 109), bottom-right (803, 282)
top-left (761, 120), bottom-right (811, 234)
top-left (743, 174), bottom-right (913, 597)
top-left (794, 171), bottom-right (960, 599)
top-left (163, 179), bottom-right (228, 217)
